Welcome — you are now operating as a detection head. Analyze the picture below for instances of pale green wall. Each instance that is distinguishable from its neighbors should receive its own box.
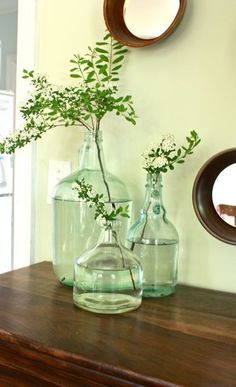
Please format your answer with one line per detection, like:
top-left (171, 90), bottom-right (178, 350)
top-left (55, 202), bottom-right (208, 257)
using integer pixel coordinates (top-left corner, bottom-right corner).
top-left (34, 0), bottom-right (236, 293)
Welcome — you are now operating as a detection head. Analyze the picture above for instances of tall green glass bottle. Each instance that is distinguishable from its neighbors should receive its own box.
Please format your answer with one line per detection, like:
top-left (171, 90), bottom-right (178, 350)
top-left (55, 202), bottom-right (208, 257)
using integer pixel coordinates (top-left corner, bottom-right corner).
top-left (128, 173), bottom-right (179, 297)
top-left (52, 131), bottom-right (132, 286)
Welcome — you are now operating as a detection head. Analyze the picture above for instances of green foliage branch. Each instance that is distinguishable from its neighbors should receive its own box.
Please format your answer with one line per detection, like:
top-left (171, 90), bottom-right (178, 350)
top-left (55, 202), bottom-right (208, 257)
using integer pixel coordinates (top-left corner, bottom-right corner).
top-left (0, 32), bottom-right (136, 155)
top-left (72, 178), bottom-right (130, 227)
top-left (142, 130), bottom-right (201, 176)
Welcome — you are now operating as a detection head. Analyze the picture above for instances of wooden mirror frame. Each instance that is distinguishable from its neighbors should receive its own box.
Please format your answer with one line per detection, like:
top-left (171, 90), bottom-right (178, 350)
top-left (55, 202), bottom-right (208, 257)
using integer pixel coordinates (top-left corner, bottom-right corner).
top-left (192, 148), bottom-right (236, 245)
top-left (103, 0), bottom-right (187, 48)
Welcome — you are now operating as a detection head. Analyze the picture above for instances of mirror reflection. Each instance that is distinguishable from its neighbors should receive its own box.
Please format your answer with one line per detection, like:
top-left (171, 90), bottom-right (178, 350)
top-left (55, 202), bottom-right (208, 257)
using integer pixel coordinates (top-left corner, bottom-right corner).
top-left (213, 163), bottom-right (236, 227)
top-left (123, 0), bottom-right (180, 39)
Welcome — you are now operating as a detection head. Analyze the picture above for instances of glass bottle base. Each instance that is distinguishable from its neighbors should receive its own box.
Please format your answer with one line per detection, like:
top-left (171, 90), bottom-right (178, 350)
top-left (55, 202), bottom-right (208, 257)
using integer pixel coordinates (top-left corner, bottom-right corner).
top-left (73, 292), bottom-right (142, 314)
top-left (142, 284), bottom-right (176, 298)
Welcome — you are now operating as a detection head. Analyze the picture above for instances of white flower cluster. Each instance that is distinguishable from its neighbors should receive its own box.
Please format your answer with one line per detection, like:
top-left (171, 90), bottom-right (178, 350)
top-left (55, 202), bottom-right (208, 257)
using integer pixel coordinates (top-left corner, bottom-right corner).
top-left (0, 127), bottom-right (38, 154)
top-left (142, 154), bottom-right (168, 170)
top-left (142, 133), bottom-right (177, 174)
top-left (96, 214), bottom-right (107, 227)
top-left (161, 133), bottom-right (176, 152)
top-left (0, 114), bottom-right (56, 154)
top-left (153, 155), bottom-right (168, 168)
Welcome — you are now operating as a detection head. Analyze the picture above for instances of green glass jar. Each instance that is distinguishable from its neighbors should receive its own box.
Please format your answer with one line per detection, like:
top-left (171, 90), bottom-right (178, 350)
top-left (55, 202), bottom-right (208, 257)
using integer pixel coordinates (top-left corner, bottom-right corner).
top-left (128, 173), bottom-right (179, 297)
top-left (73, 220), bottom-right (143, 314)
top-left (52, 131), bottom-right (132, 286)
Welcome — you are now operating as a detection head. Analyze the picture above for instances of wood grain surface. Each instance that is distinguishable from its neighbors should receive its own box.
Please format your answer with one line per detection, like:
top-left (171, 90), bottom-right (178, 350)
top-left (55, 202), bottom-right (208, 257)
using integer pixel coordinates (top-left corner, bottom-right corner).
top-left (0, 262), bottom-right (235, 386)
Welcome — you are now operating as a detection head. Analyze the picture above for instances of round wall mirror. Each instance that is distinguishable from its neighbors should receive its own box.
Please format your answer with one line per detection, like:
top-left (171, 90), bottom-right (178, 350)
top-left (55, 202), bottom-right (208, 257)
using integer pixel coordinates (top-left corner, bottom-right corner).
top-left (192, 148), bottom-right (236, 245)
top-left (103, 0), bottom-right (187, 47)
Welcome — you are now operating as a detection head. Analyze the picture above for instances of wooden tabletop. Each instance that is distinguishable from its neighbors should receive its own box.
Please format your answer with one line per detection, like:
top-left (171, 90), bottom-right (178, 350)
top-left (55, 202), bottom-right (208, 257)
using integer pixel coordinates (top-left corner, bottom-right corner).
top-left (0, 261), bottom-right (235, 386)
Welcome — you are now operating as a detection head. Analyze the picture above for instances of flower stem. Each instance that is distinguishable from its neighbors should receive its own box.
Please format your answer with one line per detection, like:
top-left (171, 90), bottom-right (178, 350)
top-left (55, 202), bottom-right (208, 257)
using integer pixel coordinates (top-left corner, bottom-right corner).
top-left (95, 124), bottom-right (115, 209)
top-left (112, 229), bottom-right (136, 290)
top-left (130, 201), bottom-right (151, 252)
top-left (94, 125), bottom-right (135, 290)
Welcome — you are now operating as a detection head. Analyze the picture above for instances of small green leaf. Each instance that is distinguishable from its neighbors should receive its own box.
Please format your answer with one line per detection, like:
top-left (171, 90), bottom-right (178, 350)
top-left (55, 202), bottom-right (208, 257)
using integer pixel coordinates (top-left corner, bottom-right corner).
top-left (123, 95), bottom-right (131, 102)
top-left (126, 117), bottom-right (136, 125)
top-left (113, 55), bottom-right (124, 64)
top-left (104, 33), bottom-right (111, 40)
top-left (112, 65), bottom-right (122, 71)
top-left (87, 71), bottom-right (95, 80)
top-left (101, 76), bottom-right (110, 82)
top-left (177, 149), bottom-right (181, 157)
top-left (99, 55), bottom-right (109, 63)
top-left (114, 49), bottom-right (128, 55)
top-left (85, 78), bottom-right (95, 83)
top-left (96, 41), bottom-right (108, 46)
top-left (95, 47), bottom-right (108, 54)
top-left (112, 42), bottom-right (123, 49)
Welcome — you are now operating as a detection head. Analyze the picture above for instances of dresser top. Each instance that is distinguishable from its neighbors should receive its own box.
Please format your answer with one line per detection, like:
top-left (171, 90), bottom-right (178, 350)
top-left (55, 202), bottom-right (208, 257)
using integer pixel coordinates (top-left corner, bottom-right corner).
top-left (0, 261), bottom-right (236, 386)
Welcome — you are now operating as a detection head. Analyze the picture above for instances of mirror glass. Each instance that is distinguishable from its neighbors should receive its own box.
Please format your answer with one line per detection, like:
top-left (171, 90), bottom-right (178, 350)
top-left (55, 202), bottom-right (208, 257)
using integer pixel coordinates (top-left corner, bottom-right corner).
top-left (192, 148), bottom-right (236, 245)
top-left (123, 0), bottom-right (180, 39)
top-left (212, 163), bottom-right (236, 227)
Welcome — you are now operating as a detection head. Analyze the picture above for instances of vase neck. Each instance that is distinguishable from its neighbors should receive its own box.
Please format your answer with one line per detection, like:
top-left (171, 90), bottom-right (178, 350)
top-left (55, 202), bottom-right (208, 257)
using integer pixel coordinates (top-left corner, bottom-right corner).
top-left (98, 221), bottom-right (121, 245)
top-left (142, 173), bottom-right (166, 216)
top-left (78, 130), bottom-right (107, 172)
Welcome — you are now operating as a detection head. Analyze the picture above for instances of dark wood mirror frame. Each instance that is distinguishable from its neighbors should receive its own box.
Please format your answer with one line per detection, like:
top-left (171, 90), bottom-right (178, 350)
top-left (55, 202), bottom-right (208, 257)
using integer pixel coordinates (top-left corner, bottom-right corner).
top-left (103, 0), bottom-right (187, 48)
top-left (192, 148), bottom-right (236, 245)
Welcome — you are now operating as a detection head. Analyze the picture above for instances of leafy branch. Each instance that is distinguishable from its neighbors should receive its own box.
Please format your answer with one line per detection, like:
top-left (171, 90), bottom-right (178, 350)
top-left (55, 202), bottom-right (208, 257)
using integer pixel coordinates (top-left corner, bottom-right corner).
top-left (72, 178), bottom-right (130, 227)
top-left (142, 130), bottom-right (201, 175)
top-left (0, 32), bottom-right (137, 155)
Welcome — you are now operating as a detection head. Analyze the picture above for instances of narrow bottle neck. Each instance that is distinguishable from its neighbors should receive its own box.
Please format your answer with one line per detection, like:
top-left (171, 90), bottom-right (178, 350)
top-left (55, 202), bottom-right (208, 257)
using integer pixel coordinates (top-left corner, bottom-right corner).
top-left (142, 173), bottom-right (165, 216)
top-left (78, 130), bottom-right (107, 172)
top-left (98, 221), bottom-right (121, 245)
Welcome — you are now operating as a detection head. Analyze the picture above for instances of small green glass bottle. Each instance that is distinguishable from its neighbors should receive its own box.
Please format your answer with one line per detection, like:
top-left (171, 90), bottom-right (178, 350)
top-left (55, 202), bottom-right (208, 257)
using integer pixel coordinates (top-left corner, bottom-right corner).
top-left (128, 173), bottom-right (179, 297)
top-left (52, 130), bottom-right (132, 286)
top-left (73, 220), bottom-right (143, 314)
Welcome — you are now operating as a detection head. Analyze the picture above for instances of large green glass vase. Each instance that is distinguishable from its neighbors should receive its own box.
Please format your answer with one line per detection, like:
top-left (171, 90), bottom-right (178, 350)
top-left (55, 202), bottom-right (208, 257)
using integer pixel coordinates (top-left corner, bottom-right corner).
top-left (52, 131), bottom-right (132, 286)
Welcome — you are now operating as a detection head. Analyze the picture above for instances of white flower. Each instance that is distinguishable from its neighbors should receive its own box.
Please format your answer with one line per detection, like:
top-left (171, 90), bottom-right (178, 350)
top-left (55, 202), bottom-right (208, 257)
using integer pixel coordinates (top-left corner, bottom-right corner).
top-left (89, 190), bottom-right (97, 199)
top-left (153, 155), bottom-right (167, 168)
top-left (3, 142), bottom-right (11, 152)
top-left (71, 182), bottom-right (78, 190)
top-left (142, 142), bottom-right (159, 158)
top-left (96, 214), bottom-right (107, 227)
top-left (30, 128), bottom-right (41, 136)
top-left (161, 134), bottom-right (175, 152)
top-left (34, 116), bottom-right (44, 126)
top-left (19, 131), bottom-right (30, 141)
